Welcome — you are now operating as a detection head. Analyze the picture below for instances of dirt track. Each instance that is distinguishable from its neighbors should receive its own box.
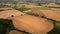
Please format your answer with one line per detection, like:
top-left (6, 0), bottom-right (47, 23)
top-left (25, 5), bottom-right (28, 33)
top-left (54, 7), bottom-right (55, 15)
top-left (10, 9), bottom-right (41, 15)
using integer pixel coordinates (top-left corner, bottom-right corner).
top-left (12, 14), bottom-right (53, 34)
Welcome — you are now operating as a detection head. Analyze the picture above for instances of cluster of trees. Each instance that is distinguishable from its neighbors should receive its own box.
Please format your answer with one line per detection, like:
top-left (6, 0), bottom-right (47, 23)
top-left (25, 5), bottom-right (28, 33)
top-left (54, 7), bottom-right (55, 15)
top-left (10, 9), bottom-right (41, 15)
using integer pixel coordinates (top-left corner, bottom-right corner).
top-left (0, 19), bottom-right (15, 34)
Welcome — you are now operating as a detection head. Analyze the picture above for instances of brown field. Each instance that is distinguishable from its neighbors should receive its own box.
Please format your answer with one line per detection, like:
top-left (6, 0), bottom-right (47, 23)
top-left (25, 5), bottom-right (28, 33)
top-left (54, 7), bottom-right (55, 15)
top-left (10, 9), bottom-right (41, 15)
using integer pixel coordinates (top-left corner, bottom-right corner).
top-left (51, 8), bottom-right (60, 15)
top-left (0, 3), bottom-right (60, 34)
top-left (12, 14), bottom-right (53, 34)
top-left (40, 10), bottom-right (60, 22)
top-left (0, 8), bottom-right (53, 34)
top-left (0, 8), bottom-right (25, 19)
top-left (24, 9), bottom-right (60, 22)
top-left (9, 30), bottom-right (25, 34)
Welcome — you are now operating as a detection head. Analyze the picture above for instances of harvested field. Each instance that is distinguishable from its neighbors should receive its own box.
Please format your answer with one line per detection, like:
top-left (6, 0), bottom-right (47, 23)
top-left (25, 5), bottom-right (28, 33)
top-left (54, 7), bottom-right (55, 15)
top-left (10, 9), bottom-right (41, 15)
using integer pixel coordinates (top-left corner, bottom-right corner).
top-left (9, 30), bottom-right (25, 34)
top-left (0, 9), bottom-right (25, 19)
top-left (40, 10), bottom-right (60, 22)
top-left (12, 14), bottom-right (53, 34)
top-left (51, 8), bottom-right (60, 15)
top-left (24, 9), bottom-right (60, 22)
top-left (0, 6), bottom-right (60, 34)
top-left (0, 8), bottom-right (12, 11)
